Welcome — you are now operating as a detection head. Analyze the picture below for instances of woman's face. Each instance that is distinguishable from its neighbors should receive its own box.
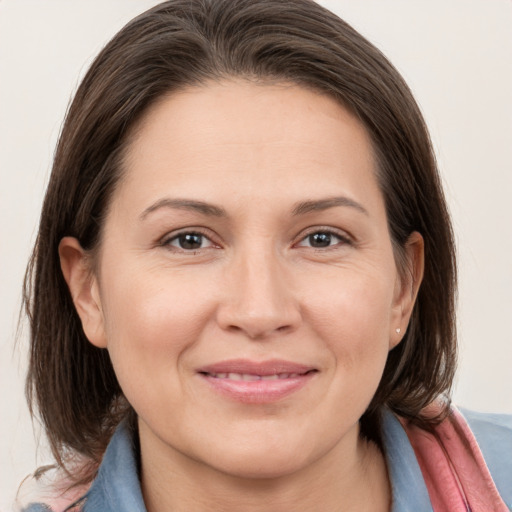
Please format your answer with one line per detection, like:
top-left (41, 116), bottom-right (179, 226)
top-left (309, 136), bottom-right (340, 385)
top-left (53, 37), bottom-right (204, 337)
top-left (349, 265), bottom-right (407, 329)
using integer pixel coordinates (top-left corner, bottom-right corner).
top-left (64, 80), bottom-right (421, 480)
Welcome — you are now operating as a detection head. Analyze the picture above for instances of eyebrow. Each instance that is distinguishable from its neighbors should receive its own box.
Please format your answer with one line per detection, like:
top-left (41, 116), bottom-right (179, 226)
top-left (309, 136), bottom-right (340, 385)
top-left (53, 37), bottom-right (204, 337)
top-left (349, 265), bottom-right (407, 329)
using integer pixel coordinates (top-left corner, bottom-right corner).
top-left (292, 196), bottom-right (369, 216)
top-left (139, 198), bottom-right (227, 220)
top-left (140, 195), bottom-right (368, 221)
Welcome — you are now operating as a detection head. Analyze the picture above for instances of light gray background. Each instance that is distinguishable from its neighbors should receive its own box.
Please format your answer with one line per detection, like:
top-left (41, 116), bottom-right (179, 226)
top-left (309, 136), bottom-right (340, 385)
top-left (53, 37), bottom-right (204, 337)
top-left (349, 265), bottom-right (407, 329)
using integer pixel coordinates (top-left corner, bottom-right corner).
top-left (1, 0), bottom-right (511, 508)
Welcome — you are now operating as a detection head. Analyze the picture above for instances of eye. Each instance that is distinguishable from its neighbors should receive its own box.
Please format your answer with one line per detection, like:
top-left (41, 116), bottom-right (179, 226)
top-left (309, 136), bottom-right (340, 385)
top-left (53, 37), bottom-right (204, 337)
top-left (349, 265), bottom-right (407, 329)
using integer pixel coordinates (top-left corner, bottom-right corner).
top-left (164, 231), bottom-right (214, 251)
top-left (296, 230), bottom-right (349, 249)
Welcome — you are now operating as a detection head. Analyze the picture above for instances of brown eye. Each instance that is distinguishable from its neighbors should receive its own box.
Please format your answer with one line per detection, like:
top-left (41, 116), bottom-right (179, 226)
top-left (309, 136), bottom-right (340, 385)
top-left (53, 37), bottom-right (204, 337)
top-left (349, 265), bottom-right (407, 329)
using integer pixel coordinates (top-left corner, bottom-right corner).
top-left (165, 232), bottom-right (213, 250)
top-left (297, 230), bottom-right (350, 249)
top-left (308, 232), bottom-right (333, 248)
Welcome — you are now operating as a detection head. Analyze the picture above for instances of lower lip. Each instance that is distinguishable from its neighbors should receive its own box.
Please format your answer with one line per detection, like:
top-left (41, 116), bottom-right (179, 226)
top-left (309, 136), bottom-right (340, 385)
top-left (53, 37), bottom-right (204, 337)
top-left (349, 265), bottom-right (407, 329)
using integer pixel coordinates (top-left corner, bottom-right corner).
top-left (199, 373), bottom-right (315, 404)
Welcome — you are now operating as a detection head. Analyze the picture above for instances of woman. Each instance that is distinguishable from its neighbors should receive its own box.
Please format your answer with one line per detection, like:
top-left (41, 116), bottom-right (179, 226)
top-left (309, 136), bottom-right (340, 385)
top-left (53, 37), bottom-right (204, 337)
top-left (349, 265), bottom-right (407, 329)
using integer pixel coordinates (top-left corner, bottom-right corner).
top-left (19, 0), bottom-right (512, 510)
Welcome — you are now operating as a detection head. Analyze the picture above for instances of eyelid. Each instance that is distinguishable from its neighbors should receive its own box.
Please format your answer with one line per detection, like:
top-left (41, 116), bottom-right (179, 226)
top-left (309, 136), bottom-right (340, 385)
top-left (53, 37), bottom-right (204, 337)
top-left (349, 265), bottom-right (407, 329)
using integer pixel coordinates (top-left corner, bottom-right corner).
top-left (157, 225), bottom-right (353, 251)
top-left (294, 226), bottom-right (353, 248)
top-left (159, 227), bottom-right (220, 250)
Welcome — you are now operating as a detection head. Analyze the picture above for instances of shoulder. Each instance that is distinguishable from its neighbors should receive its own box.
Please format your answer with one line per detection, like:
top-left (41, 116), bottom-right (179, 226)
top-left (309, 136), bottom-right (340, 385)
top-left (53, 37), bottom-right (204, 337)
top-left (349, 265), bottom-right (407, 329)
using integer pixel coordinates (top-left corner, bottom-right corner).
top-left (19, 501), bottom-right (84, 512)
top-left (459, 407), bottom-right (512, 507)
top-left (15, 465), bottom-right (89, 512)
top-left (460, 407), bottom-right (512, 442)
top-left (19, 421), bottom-right (144, 512)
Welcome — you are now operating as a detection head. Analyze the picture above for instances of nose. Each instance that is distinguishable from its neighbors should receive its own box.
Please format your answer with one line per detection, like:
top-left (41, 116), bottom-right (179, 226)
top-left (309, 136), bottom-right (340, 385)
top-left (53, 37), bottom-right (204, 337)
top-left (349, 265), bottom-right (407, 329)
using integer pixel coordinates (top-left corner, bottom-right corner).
top-left (216, 248), bottom-right (302, 340)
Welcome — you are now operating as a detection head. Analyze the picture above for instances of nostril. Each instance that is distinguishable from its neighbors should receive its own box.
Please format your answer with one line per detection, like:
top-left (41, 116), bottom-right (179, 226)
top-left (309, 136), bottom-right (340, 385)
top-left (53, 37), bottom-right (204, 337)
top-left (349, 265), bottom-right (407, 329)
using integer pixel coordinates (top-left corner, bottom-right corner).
top-left (216, 292), bottom-right (302, 339)
top-left (220, 317), bottom-right (298, 339)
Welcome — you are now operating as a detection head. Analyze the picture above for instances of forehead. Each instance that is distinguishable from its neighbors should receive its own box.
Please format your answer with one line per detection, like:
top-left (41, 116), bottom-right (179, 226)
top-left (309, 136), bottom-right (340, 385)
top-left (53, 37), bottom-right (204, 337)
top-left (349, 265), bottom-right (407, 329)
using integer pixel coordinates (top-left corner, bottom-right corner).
top-left (115, 80), bottom-right (381, 216)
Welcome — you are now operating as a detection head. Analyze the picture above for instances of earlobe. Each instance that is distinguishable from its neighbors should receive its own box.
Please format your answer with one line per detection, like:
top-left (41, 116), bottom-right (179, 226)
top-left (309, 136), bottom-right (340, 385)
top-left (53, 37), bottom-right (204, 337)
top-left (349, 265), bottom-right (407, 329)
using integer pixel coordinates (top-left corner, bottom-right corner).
top-left (390, 231), bottom-right (425, 349)
top-left (58, 237), bottom-right (108, 348)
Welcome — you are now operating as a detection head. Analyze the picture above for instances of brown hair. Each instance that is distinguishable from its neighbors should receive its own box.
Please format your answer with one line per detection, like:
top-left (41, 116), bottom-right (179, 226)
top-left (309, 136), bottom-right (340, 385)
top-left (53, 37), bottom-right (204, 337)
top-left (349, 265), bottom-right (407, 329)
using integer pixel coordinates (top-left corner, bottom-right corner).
top-left (24, 0), bottom-right (456, 482)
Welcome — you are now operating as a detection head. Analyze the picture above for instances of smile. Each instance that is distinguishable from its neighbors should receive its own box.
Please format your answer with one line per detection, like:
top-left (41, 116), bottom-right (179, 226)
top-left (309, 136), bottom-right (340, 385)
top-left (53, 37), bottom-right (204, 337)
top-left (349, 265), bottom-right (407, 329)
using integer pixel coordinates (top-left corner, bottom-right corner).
top-left (197, 360), bottom-right (318, 404)
top-left (204, 372), bottom-right (306, 380)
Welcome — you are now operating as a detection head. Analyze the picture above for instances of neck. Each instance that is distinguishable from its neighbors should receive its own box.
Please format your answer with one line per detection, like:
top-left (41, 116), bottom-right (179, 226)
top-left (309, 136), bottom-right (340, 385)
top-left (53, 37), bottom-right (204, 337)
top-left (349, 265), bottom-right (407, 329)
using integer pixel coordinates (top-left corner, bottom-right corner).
top-left (139, 423), bottom-right (391, 512)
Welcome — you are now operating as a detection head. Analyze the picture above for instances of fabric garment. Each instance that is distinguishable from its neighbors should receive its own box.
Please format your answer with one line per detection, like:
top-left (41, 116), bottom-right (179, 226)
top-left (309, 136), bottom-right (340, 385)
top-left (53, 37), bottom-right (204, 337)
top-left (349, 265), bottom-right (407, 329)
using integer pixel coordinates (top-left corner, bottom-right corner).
top-left (402, 407), bottom-right (509, 511)
top-left (21, 408), bottom-right (512, 512)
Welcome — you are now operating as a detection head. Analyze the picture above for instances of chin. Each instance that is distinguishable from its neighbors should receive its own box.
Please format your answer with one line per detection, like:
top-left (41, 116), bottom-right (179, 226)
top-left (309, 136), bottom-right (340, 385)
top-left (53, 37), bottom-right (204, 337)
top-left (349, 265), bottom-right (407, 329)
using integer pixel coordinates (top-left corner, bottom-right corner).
top-left (195, 432), bottom-right (318, 480)
top-left (211, 451), bottom-right (310, 481)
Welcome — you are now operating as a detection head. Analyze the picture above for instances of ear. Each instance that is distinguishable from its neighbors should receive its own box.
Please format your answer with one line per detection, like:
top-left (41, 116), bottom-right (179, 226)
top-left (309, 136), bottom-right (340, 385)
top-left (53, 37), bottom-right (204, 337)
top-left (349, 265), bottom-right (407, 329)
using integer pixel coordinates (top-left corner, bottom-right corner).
top-left (59, 237), bottom-right (108, 348)
top-left (389, 231), bottom-right (424, 349)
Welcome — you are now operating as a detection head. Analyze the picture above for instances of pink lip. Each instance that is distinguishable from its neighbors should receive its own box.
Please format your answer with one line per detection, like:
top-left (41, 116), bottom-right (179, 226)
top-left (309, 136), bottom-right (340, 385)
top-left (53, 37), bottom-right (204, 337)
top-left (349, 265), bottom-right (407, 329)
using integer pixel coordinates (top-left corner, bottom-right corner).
top-left (196, 359), bottom-right (317, 404)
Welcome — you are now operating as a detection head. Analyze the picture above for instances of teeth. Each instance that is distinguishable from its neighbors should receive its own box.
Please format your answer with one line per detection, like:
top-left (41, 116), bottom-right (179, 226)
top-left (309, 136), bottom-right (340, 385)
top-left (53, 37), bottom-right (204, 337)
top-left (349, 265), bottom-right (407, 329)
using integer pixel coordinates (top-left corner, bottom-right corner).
top-left (242, 374), bottom-right (261, 381)
top-left (208, 372), bottom-right (302, 380)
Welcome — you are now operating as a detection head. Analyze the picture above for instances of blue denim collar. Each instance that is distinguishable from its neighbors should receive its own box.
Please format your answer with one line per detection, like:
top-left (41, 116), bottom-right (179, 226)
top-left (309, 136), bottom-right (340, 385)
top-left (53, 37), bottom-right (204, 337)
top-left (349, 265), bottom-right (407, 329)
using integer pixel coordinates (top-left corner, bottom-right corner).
top-left (381, 411), bottom-right (433, 512)
top-left (83, 411), bottom-right (432, 512)
top-left (83, 421), bottom-right (145, 512)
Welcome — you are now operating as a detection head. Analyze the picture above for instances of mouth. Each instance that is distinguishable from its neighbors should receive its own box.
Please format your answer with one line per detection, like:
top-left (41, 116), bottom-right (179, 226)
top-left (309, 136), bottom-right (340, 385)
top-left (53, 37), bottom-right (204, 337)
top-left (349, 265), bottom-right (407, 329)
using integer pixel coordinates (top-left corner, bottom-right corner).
top-left (201, 371), bottom-right (312, 381)
top-left (196, 359), bottom-right (318, 404)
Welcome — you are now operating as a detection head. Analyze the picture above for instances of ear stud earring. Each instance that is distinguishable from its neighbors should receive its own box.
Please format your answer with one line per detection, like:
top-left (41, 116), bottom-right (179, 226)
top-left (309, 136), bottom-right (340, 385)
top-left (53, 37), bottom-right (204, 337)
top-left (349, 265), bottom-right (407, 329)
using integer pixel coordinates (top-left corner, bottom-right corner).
top-left (396, 328), bottom-right (401, 334)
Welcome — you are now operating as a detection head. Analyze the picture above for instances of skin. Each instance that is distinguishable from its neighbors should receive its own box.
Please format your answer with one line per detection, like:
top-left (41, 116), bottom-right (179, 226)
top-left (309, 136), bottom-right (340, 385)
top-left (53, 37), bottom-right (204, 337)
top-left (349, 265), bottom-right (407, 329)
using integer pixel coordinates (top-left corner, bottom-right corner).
top-left (60, 80), bottom-right (424, 511)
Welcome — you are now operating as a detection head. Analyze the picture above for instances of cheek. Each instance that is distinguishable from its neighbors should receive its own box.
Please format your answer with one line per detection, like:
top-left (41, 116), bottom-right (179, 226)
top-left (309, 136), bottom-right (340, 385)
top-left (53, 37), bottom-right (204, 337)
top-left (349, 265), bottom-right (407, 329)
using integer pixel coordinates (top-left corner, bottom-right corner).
top-left (98, 266), bottom-right (216, 396)
top-left (304, 264), bottom-right (395, 341)
top-left (304, 269), bottom-right (394, 392)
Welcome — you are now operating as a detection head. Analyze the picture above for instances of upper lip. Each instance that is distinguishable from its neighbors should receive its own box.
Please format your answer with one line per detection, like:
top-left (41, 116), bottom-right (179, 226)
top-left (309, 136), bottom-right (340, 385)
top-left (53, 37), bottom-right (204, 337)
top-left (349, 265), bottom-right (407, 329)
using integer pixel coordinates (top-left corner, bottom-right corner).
top-left (197, 359), bottom-right (316, 376)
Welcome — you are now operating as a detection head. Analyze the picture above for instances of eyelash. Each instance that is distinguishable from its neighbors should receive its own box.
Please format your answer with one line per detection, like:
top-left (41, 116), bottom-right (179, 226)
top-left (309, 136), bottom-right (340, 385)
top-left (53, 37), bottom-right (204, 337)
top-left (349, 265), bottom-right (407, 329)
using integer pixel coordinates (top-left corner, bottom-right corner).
top-left (160, 229), bottom-right (217, 252)
top-left (160, 227), bottom-right (352, 253)
top-left (295, 228), bottom-right (352, 250)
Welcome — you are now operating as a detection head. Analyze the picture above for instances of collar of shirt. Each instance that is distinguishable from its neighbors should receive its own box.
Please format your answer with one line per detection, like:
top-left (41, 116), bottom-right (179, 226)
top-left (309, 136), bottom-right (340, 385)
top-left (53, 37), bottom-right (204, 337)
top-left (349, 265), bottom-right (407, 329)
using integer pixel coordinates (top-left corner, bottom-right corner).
top-left (82, 410), bottom-right (433, 512)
